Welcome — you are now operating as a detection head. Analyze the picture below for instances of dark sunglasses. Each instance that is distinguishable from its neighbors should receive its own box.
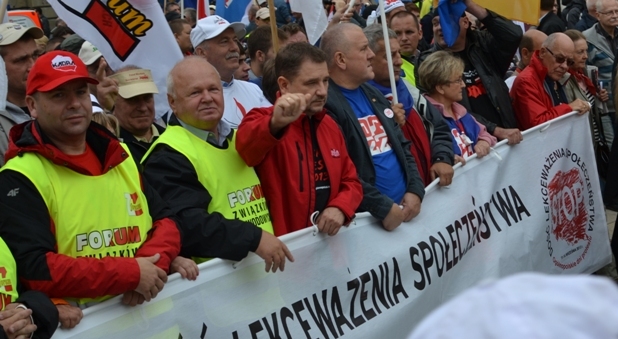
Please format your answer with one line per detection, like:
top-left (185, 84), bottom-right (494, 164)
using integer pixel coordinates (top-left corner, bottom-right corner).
top-left (546, 47), bottom-right (575, 67)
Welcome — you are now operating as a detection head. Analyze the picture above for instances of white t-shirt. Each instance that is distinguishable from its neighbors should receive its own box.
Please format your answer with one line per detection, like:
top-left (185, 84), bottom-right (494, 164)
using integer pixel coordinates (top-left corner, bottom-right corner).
top-left (222, 79), bottom-right (271, 129)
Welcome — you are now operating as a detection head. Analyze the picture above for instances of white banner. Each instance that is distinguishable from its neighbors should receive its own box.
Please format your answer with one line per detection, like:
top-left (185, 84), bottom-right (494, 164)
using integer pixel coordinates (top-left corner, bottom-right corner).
top-left (47, 0), bottom-right (183, 119)
top-left (52, 113), bottom-right (611, 338)
top-left (288, 0), bottom-right (328, 45)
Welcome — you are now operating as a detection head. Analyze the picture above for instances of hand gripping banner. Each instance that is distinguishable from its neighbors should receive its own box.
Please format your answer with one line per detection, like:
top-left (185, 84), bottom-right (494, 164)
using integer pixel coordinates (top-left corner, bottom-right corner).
top-left (52, 113), bottom-right (611, 338)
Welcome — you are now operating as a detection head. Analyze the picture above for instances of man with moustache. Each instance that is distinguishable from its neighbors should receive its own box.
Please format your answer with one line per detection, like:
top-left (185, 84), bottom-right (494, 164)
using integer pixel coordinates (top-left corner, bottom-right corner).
top-left (236, 43), bottom-right (363, 236)
top-left (511, 33), bottom-right (591, 129)
top-left (321, 23), bottom-right (425, 232)
top-left (191, 15), bottom-right (271, 129)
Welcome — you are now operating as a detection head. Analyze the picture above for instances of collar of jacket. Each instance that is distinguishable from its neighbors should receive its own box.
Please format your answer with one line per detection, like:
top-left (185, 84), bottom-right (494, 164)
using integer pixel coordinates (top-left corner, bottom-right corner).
top-left (167, 113), bottom-right (234, 141)
top-left (567, 68), bottom-right (597, 95)
top-left (595, 22), bottom-right (618, 41)
top-left (5, 120), bottom-right (129, 175)
top-left (119, 123), bottom-right (165, 145)
top-left (529, 51), bottom-right (551, 82)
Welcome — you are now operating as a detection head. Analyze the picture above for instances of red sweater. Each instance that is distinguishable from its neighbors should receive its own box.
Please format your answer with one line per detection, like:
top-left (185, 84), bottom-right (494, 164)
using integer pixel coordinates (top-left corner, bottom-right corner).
top-left (236, 107), bottom-right (363, 236)
top-left (511, 51), bottom-right (573, 130)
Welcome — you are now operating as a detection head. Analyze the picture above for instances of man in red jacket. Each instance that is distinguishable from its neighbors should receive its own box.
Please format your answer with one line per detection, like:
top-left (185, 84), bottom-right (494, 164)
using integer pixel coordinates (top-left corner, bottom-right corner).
top-left (511, 32), bottom-right (590, 129)
top-left (237, 43), bottom-right (363, 236)
top-left (0, 51), bottom-right (184, 327)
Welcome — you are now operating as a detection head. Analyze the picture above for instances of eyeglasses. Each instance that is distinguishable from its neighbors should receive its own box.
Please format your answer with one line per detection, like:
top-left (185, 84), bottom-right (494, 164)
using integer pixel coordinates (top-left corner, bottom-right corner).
top-left (445, 77), bottom-right (464, 86)
top-left (599, 9), bottom-right (618, 16)
top-left (545, 47), bottom-right (575, 67)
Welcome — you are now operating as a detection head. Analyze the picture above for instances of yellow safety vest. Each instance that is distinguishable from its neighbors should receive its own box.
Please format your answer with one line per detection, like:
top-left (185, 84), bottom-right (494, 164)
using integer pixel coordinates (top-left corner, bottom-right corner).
top-left (401, 57), bottom-right (416, 87)
top-left (0, 237), bottom-right (18, 310)
top-left (143, 125), bottom-right (274, 262)
top-left (1, 144), bottom-right (152, 305)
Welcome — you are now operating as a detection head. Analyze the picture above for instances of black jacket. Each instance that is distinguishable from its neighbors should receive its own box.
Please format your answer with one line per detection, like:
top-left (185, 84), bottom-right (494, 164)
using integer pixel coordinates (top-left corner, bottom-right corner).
top-left (0, 290), bottom-right (59, 339)
top-left (325, 80), bottom-right (425, 221)
top-left (418, 10), bottom-right (522, 134)
top-left (538, 11), bottom-right (567, 35)
top-left (142, 115), bottom-right (262, 261)
top-left (562, 0), bottom-right (586, 29)
top-left (119, 123), bottom-right (166, 168)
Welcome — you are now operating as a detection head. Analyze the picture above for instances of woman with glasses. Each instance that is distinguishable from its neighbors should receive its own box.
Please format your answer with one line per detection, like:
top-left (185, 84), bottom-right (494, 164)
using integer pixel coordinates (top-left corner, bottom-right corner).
top-left (418, 51), bottom-right (496, 160)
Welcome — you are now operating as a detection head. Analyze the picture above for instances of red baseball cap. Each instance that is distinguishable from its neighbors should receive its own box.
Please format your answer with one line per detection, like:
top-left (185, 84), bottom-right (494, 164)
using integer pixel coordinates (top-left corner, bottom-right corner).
top-left (27, 51), bottom-right (99, 95)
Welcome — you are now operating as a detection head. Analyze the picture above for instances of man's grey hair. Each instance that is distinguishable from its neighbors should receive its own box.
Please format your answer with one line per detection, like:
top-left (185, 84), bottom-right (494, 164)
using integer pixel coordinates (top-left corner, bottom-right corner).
top-left (363, 24), bottom-right (397, 53)
top-left (594, 0), bottom-right (618, 12)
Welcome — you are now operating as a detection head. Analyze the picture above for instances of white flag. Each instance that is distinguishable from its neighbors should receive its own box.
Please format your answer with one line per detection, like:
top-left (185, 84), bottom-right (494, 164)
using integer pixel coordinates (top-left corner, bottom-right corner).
top-left (47, 0), bottom-right (184, 119)
top-left (289, 0), bottom-right (328, 45)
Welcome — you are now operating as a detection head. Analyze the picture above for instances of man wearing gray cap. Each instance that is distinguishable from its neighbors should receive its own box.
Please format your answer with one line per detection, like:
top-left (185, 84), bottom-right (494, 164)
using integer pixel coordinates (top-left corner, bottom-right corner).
top-left (191, 15), bottom-right (271, 129)
top-left (0, 23), bottom-right (43, 166)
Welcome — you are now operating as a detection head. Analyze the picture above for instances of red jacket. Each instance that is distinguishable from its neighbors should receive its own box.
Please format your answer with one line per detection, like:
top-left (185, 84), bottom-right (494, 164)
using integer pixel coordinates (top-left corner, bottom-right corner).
top-left (0, 121), bottom-right (181, 299)
top-left (511, 51), bottom-right (573, 130)
top-left (236, 107), bottom-right (363, 236)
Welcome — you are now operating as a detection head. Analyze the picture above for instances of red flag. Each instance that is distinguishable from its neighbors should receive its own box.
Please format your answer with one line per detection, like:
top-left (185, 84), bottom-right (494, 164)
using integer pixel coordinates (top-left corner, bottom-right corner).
top-left (197, 0), bottom-right (208, 19)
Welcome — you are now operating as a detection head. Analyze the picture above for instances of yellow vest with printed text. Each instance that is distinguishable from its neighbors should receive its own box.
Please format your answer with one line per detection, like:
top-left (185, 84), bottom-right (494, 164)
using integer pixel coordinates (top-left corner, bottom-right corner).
top-left (142, 126), bottom-right (274, 263)
top-left (0, 144), bottom-right (152, 305)
top-left (0, 237), bottom-right (18, 310)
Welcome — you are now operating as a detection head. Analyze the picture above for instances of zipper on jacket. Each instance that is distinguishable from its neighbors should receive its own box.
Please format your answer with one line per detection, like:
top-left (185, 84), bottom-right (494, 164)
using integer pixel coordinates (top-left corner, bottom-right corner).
top-left (296, 141), bottom-right (304, 192)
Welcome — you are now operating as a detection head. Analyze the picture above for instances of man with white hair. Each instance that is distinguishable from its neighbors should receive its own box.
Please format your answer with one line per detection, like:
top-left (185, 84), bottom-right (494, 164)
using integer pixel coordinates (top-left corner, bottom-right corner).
top-left (191, 15), bottom-right (271, 129)
top-left (583, 0), bottom-right (618, 147)
top-left (511, 33), bottom-right (591, 129)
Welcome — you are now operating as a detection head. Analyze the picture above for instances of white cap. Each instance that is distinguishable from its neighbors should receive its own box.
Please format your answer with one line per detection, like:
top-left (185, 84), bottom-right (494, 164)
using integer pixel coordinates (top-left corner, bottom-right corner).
top-left (255, 0), bottom-right (267, 5)
top-left (190, 15), bottom-right (246, 48)
top-left (378, 0), bottom-right (405, 15)
top-left (0, 23), bottom-right (43, 46)
top-left (78, 41), bottom-right (102, 66)
top-left (408, 273), bottom-right (618, 339)
top-left (256, 8), bottom-right (270, 20)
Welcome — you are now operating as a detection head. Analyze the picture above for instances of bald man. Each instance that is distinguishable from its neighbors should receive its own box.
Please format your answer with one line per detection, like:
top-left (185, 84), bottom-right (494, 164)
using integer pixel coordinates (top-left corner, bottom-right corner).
top-left (142, 57), bottom-right (294, 273)
top-left (511, 33), bottom-right (591, 129)
top-left (321, 23), bottom-right (425, 232)
top-left (505, 29), bottom-right (548, 91)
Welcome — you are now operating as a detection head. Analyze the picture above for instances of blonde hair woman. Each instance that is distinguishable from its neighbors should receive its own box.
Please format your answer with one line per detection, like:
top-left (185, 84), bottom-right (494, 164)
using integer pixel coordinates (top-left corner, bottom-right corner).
top-left (418, 51), bottom-right (496, 160)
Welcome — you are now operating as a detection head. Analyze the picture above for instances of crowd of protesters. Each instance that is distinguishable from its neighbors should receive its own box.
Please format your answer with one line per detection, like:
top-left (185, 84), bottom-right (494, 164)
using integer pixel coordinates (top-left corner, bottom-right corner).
top-left (0, 0), bottom-right (618, 337)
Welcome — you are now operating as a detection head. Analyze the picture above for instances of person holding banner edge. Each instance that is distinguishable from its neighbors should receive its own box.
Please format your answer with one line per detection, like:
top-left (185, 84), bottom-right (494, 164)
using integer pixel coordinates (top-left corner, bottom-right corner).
top-left (322, 23), bottom-right (425, 231)
top-left (0, 51), bottom-right (183, 320)
top-left (364, 25), bottom-right (455, 186)
top-left (237, 42), bottom-right (363, 236)
top-left (143, 57), bottom-right (294, 273)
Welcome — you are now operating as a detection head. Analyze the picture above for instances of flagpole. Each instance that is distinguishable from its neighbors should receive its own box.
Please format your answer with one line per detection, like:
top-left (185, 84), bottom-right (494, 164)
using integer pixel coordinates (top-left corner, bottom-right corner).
top-left (267, 0), bottom-right (280, 53)
top-left (0, 0), bottom-right (8, 22)
top-left (180, 0), bottom-right (184, 16)
top-left (378, 0), bottom-right (398, 104)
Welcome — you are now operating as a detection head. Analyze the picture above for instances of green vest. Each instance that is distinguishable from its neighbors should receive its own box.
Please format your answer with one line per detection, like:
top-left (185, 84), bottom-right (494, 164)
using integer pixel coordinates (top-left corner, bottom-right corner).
top-left (0, 237), bottom-right (18, 310)
top-left (1, 144), bottom-right (152, 305)
top-left (143, 125), bottom-right (274, 262)
top-left (401, 57), bottom-right (416, 87)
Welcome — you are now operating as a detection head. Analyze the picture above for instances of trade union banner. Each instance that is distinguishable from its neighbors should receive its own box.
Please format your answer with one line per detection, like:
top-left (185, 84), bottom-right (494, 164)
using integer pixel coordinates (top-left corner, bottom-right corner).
top-left (52, 113), bottom-right (611, 338)
top-left (47, 0), bottom-right (183, 120)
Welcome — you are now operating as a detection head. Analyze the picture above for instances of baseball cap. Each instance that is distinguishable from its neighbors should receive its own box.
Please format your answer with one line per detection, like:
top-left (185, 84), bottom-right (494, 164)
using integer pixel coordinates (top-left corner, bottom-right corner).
top-left (109, 68), bottom-right (159, 99)
top-left (0, 22), bottom-right (43, 46)
top-left (190, 15), bottom-right (246, 48)
top-left (256, 8), bottom-right (270, 20)
top-left (78, 41), bottom-right (103, 66)
top-left (255, 0), bottom-right (267, 6)
top-left (27, 51), bottom-right (98, 95)
top-left (408, 273), bottom-right (618, 339)
top-left (59, 34), bottom-right (86, 55)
